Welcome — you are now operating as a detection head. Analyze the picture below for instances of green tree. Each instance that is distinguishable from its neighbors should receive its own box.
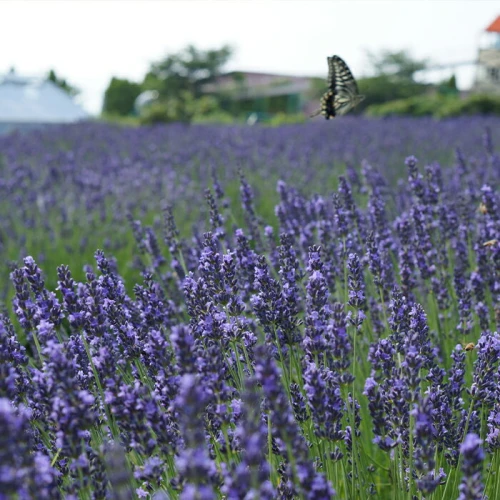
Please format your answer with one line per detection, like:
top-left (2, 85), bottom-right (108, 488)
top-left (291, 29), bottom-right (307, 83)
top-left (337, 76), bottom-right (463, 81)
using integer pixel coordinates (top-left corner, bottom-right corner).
top-left (366, 49), bottom-right (429, 81)
top-left (137, 44), bottom-right (233, 123)
top-left (437, 74), bottom-right (459, 96)
top-left (46, 69), bottom-right (80, 97)
top-left (102, 78), bottom-right (142, 116)
top-left (139, 91), bottom-right (220, 125)
top-left (356, 76), bottom-right (430, 112)
top-left (144, 44), bottom-right (233, 99)
top-left (357, 49), bottom-right (431, 113)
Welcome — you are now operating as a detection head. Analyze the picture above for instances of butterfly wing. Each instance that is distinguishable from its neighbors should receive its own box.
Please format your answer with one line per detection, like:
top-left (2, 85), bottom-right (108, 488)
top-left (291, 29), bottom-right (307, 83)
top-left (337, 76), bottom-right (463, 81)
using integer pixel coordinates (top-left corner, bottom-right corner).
top-left (327, 56), bottom-right (336, 91)
top-left (329, 55), bottom-right (360, 96)
top-left (310, 90), bottom-right (336, 119)
top-left (333, 93), bottom-right (356, 116)
top-left (312, 55), bottom-right (362, 119)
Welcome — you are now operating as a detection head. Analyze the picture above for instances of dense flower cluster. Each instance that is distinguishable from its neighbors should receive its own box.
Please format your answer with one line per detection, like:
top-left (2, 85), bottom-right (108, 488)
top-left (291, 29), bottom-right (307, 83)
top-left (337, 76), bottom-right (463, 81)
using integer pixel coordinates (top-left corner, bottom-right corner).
top-left (0, 117), bottom-right (498, 296)
top-left (0, 118), bottom-right (499, 498)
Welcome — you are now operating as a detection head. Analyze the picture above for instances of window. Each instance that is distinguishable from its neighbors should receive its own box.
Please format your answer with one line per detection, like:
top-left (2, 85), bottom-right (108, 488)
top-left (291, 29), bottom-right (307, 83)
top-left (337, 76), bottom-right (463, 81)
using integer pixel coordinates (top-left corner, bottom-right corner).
top-left (487, 67), bottom-right (500, 82)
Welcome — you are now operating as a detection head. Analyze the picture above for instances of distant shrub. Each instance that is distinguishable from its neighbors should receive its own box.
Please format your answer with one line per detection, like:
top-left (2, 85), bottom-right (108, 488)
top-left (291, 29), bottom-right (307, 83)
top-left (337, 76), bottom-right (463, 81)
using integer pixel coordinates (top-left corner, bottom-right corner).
top-left (102, 78), bottom-right (142, 116)
top-left (139, 92), bottom-right (222, 124)
top-left (365, 95), bottom-right (442, 117)
top-left (366, 93), bottom-right (500, 118)
top-left (436, 94), bottom-right (500, 118)
top-left (139, 102), bottom-right (172, 125)
top-left (356, 76), bottom-right (430, 113)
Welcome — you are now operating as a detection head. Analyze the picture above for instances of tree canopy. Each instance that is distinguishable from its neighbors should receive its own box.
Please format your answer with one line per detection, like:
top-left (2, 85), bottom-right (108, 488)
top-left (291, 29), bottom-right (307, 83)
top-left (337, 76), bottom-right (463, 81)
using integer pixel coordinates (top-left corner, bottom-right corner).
top-left (355, 49), bottom-right (431, 113)
top-left (144, 44), bottom-right (233, 98)
top-left (102, 78), bottom-right (142, 116)
top-left (102, 44), bottom-right (234, 119)
top-left (366, 49), bottom-right (429, 81)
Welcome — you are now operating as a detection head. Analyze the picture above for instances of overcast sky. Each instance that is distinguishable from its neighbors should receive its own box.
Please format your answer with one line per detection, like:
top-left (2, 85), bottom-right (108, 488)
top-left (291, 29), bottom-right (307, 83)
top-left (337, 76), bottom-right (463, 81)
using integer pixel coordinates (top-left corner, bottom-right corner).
top-left (1, 0), bottom-right (498, 115)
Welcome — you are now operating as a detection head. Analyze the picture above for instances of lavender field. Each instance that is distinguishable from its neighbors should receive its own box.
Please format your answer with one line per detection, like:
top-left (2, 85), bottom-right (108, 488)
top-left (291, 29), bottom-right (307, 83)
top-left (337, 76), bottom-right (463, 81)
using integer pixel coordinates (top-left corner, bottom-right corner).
top-left (1, 117), bottom-right (500, 499)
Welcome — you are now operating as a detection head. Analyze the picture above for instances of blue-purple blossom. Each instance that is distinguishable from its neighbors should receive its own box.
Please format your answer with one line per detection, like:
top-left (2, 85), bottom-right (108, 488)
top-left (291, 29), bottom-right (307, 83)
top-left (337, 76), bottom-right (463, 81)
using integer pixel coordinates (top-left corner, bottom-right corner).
top-left (0, 399), bottom-right (58, 498)
top-left (458, 433), bottom-right (484, 500)
top-left (174, 374), bottom-right (218, 499)
top-left (486, 404), bottom-right (500, 451)
top-left (412, 396), bottom-right (446, 494)
top-left (303, 360), bottom-right (344, 441)
top-left (363, 377), bottom-right (397, 451)
top-left (471, 332), bottom-right (500, 409)
top-left (347, 252), bottom-right (366, 331)
top-left (254, 345), bottom-right (335, 498)
top-left (221, 378), bottom-right (276, 499)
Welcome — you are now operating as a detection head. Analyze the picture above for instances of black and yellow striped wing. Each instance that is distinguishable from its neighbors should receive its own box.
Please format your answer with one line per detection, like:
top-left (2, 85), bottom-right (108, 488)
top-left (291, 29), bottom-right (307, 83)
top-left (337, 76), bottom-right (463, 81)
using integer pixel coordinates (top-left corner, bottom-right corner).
top-left (311, 55), bottom-right (364, 120)
top-left (327, 55), bottom-right (359, 95)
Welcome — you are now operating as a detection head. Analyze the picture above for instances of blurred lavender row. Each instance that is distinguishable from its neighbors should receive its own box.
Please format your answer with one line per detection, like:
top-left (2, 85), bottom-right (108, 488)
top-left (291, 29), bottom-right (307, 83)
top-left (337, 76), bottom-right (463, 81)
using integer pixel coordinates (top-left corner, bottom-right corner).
top-left (0, 117), bottom-right (498, 261)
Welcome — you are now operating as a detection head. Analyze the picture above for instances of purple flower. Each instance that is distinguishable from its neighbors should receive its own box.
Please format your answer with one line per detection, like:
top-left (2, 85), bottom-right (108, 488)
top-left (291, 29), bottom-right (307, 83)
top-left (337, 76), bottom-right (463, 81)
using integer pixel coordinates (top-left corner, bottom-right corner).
top-left (162, 203), bottom-right (186, 280)
top-left (221, 378), bottom-right (276, 499)
top-left (412, 396), bottom-right (446, 494)
top-left (338, 176), bottom-right (359, 231)
top-left (303, 360), bottom-right (343, 441)
top-left (448, 344), bottom-right (466, 412)
top-left (0, 398), bottom-right (58, 498)
top-left (251, 254), bottom-right (285, 350)
top-left (234, 228), bottom-right (258, 299)
top-left (328, 302), bottom-right (353, 384)
top-left (406, 155), bottom-right (425, 201)
top-left (486, 405), bottom-right (500, 451)
top-left (454, 266), bottom-right (473, 335)
top-left (332, 192), bottom-right (348, 239)
top-left (368, 338), bottom-right (396, 383)
top-left (174, 374), bottom-right (218, 498)
top-left (204, 188), bottom-right (225, 240)
top-left (254, 345), bottom-right (335, 498)
top-left (363, 377), bottom-right (396, 451)
top-left (458, 433), bottom-right (484, 500)
top-left (104, 441), bottom-right (134, 500)
top-left (303, 246), bottom-right (331, 358)
top-left (239, 170), bottom-right (263, 252)
top-left (0, 315), bottom-right (29, 403)
top-left (471, 332), bottom-right (500, 409)
top-left (347, 252), bottom-right (366, 332)
top-left (411, 203), bottom-right (437, 279)
top-left (347, 253), bottom-right (366, 309)
top-left (39, 340), bottom-right (97, 458)
top-left (388, 286), bottom-right (410, 351)
top-left (134, 456), bottom-right (165, 493)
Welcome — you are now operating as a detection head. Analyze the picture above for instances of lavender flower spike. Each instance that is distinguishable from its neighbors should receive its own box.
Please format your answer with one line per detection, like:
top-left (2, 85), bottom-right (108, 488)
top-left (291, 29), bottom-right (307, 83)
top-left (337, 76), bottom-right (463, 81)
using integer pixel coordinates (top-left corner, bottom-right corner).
top-left (458, 433), bottom-right (484, 500)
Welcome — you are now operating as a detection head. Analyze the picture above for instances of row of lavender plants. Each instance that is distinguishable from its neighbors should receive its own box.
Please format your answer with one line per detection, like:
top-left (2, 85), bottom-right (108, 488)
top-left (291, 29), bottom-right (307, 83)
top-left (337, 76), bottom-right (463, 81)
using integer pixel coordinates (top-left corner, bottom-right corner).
top-left (0, 117), bottom-right (499, 298)
top-left (0, 119), bottom-right (499, 498)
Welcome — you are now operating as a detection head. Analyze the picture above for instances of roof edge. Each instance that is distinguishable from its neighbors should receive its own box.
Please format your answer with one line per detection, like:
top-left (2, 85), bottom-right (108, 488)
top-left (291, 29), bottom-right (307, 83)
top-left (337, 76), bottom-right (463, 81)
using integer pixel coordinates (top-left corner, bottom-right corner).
top-left (485, 15), bottom-right (500, 33)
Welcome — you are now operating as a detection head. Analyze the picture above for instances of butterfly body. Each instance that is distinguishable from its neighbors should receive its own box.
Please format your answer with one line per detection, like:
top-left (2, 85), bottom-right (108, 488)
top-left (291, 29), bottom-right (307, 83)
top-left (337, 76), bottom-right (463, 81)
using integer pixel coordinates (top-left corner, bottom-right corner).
top-left (311, 55), bottom-right (364, 119)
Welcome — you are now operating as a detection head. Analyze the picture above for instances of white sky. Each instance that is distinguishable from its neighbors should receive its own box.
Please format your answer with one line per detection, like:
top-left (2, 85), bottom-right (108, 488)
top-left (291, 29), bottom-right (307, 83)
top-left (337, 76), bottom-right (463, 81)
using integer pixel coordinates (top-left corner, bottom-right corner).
top-left (1, 0), bottom-right (498, 115)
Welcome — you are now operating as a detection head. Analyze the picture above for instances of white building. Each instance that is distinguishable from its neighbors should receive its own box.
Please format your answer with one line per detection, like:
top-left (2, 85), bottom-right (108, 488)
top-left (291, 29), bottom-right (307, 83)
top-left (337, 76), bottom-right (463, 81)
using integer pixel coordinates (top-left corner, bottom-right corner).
top-left (474, 15), bottom-right (500, 94)
top-left (0, 71), bottom-right (88, 134)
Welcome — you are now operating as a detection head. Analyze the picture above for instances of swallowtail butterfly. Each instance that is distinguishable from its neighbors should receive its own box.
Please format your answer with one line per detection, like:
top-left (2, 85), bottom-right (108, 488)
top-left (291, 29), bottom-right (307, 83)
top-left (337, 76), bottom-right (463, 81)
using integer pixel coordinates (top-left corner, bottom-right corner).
top-left (311, 55), bottom-right (364, 119)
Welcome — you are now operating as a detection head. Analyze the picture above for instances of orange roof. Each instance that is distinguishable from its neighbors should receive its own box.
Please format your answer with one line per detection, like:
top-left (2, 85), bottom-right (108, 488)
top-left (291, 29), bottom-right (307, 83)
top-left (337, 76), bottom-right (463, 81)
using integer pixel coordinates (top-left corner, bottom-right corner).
top-left (486, 15), bottom-right (500, 33)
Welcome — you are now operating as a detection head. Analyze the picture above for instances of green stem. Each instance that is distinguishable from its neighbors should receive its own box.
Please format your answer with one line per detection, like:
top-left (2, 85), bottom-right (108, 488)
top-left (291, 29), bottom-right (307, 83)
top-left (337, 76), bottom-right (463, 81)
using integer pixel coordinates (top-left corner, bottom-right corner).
top-left (80, 332), bottom-right (119, 439)
top-left (408, 410), bottom-right (416, 499)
